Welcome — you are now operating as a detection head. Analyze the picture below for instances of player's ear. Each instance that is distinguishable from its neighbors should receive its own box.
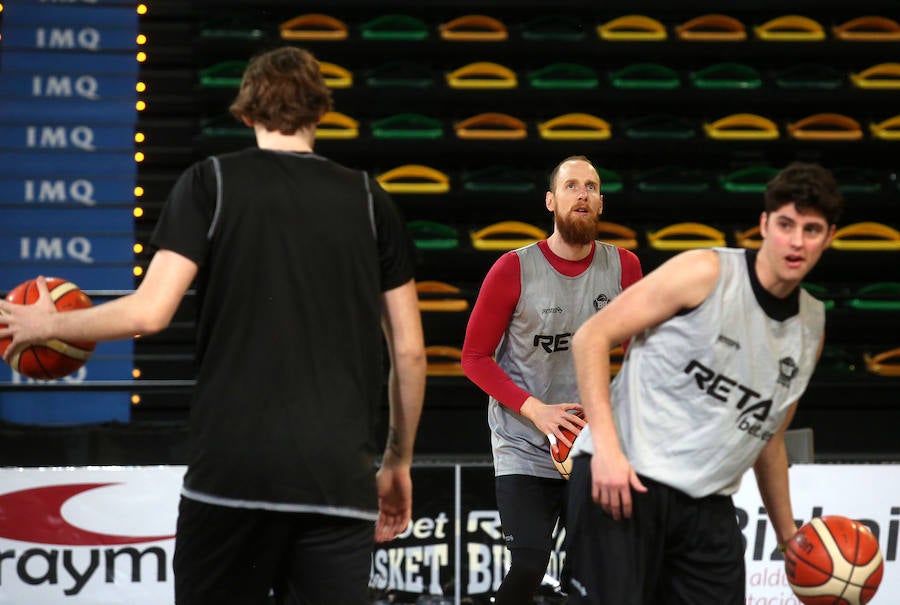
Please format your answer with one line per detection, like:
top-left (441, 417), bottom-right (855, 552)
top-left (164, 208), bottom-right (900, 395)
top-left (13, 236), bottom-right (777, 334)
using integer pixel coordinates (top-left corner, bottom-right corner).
top-left (823, 223), bottom-right (837, 248)
top-left (240, 115), bottom-right (253, 127)
top-left (545, 191), bottom-right (555, 212)
top-left (758, 211), bottom-right (769, 236)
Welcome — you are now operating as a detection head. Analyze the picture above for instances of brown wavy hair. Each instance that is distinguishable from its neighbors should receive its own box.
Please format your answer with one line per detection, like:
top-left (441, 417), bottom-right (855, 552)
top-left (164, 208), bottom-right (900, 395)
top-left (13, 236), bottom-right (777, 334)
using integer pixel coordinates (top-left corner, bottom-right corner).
top-left (764, 162), bottom-right (844, 225)
top-left (229, 46), bottom-right (333, 134)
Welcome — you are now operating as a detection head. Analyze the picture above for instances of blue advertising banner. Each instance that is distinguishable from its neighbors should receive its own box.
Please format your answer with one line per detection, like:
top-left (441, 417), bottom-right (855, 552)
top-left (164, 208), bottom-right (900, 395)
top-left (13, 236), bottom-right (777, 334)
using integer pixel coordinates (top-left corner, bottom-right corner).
top-left (0, 265), bottom-right (135, 291)
top-left (0, 73), bottom-right (139, 101)
top-left (0, 235), bottom-right (136, 263)
top-left (0, 392), bottom-right (131, 424)
top-left (1, 99), bottom-right (139, 124)
top-left (0, 124), bottom-right (138, 152)
top-left (1, 26), bottom-right (140, 52)
top-left (3, 4), bottom-right (138, 27)
top-left (2, 207), bottom-right (135, 233)
top-left (1, 51), bottom-right (140, 75)
top-left (0, 152), bottom-right (137, 177)
top-left (0, 0), bottom-right (140, 421)
top-left (0, 177), bottom-right (136, 205)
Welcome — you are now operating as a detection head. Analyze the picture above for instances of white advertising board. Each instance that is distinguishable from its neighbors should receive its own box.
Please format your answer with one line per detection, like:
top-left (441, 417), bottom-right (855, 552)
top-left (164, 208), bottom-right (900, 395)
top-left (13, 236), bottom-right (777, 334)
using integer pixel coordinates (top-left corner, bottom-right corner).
top-left (0, 466), bottom-right (182, 604)
top-left (0, 464), bottom-right (896, 604)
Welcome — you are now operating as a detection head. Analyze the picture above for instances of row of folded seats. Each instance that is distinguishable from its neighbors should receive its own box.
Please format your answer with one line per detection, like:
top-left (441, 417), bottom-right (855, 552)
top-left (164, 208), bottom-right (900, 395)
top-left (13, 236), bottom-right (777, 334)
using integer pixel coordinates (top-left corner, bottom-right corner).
top-left (191, 12), bottom-right (900, 382)
top-left (405, 219), bottom-right (900, 252)
top-left (199, 112), bottom-right (900, 142)
top-left (201, 13), bottom-right (900, 43)
top-left (199, 59), bottom-right (900, 91)
top-left (360, 165), bottom-right (898, 195)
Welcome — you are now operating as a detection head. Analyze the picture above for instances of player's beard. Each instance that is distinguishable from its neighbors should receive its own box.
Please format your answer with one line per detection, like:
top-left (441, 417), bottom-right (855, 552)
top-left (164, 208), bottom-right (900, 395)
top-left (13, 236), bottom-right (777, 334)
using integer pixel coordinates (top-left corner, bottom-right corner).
top-left (555, 211), bottom-right (599, 246)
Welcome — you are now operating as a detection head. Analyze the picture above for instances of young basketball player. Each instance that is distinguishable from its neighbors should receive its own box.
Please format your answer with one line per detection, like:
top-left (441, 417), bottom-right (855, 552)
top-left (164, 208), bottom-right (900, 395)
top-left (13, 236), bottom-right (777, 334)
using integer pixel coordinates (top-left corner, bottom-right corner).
top-left (461, 156), bottom-right (643, 603)
top-left (565, 162), bottom-right (842, 604)
top-left (0, 46), bottom-right (426, 604)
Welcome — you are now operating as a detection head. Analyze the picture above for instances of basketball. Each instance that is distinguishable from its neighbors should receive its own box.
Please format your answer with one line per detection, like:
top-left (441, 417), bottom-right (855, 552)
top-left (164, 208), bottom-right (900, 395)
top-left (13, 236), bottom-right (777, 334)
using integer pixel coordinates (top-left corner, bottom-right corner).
top-left (0, 277), bottom-right (96, 380)
top-left (548, 412), bottom-right (585, 480)
top-left (784, 515), bottom-right (883, 605)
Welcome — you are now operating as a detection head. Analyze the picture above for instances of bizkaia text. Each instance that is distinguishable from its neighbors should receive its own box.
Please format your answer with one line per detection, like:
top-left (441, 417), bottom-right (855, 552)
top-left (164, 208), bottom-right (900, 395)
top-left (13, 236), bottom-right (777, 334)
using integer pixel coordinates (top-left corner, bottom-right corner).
top-left (737, 506), bottom-right (900, 562)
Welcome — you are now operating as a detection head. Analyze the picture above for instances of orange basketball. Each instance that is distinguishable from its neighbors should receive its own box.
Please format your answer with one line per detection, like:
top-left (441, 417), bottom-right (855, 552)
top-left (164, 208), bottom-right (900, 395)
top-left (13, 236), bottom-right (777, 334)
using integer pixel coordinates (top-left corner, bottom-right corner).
top-left (0, 277), bottom-right (96, 380)
top-left (784, 515), bottom-right (883, 605)
top-left (549, 411), bottom-right (585, 480)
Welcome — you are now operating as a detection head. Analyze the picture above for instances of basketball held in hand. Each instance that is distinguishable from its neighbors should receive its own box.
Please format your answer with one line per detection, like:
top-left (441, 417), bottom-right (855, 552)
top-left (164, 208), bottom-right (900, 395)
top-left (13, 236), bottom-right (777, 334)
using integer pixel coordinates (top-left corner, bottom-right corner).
top-left (549, 411), bottom-right (585, 480)
top-left (0, 277), bottom-right (96, 380)
top-left (784, 515), bottom-right (883, 605)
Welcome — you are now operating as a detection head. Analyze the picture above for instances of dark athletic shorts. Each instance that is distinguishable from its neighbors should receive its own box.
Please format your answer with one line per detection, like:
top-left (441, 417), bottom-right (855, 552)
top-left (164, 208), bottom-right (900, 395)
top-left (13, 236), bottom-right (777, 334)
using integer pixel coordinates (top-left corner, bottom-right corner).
top-left (565, 456), bottom-right (745, 605)
top-left (174, 497), bottom-right (374, 605)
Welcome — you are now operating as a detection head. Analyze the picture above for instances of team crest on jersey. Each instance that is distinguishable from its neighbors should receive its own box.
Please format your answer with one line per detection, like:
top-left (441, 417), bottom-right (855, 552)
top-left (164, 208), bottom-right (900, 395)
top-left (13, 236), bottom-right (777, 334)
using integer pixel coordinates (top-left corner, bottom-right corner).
top-left (592, 293), bottom-right (609, 311)
top-left (777, 356), bottom-right (798, 387)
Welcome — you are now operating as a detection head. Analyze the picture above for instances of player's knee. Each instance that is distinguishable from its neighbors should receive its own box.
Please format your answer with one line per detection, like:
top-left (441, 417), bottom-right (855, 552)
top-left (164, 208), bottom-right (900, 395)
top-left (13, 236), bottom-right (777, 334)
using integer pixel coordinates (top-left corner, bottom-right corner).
top-left (507, 547), bottom-right (551, 581)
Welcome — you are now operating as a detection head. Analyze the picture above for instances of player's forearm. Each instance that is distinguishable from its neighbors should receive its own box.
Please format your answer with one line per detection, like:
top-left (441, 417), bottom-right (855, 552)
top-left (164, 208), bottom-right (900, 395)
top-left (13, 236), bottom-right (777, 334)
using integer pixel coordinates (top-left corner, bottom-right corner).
top-left (383, 350), bottom-right (426, 466)
top-left (49, 292), bottom-right (164, 343)
top-left (572, 323), bottom-right (621, 454)
top-left (53, 249), bottom-right (192, 342)
top-left (754, 438), bottom-right (797, 545)
top-left (379, 280), bottom-right (426, 465)
top-left (584, 391), bottom-right (621, 457)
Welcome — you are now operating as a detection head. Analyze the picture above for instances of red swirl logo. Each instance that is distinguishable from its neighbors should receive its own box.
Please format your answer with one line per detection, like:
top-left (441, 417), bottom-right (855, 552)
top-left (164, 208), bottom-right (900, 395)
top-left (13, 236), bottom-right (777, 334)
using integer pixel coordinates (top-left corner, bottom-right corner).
top-left (0, 483), bottom-right (175, 545)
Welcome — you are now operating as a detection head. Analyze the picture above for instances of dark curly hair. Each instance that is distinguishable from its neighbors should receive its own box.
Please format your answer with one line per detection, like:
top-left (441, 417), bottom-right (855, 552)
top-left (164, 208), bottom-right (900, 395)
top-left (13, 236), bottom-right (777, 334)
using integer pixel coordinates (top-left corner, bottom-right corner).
top-left (229, 46), bottom-right (333, 135)
top-left (764, 162), bottom-right (843, 225)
